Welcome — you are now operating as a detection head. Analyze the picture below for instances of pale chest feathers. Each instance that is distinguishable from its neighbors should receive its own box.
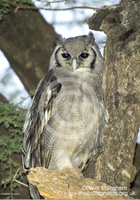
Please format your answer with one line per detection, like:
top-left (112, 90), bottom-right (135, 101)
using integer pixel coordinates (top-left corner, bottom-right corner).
top-left (44, 72), bottom-right (102, 150)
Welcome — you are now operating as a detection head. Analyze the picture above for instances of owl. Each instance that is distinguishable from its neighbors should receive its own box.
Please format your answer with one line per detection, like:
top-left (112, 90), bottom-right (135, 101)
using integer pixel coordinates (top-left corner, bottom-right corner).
top-left (23, 32), bottom-right (108, 199)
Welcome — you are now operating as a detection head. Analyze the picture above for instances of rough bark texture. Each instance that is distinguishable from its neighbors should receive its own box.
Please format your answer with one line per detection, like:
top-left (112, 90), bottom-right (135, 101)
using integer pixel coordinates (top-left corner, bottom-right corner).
top-left (28, 167), bottom-right (131, 199)
top-left (87, 0), bottom-right (140, 194)
top-left (0, 6), bottom-right (56, 93)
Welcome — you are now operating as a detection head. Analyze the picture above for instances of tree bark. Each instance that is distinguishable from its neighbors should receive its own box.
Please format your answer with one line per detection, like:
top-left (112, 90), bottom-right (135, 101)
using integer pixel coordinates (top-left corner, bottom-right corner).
top-left (87, 0), bottom-right (140, 193)
top-left (0, 6), bottom-right (56, 93)
top-left (27, 167), bottom-right (130, 199)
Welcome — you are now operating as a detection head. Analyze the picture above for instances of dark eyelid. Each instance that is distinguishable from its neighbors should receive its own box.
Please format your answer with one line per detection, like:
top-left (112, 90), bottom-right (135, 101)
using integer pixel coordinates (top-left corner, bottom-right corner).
top-left (80, 52), bottom-right (89, 59)
top-left (62, 53), bottom-right (71, 59)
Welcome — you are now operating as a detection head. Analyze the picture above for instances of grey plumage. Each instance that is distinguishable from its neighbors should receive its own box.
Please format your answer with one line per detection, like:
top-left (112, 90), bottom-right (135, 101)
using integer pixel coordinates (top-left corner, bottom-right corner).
top-left (23, 32), bottom-right (108, 199)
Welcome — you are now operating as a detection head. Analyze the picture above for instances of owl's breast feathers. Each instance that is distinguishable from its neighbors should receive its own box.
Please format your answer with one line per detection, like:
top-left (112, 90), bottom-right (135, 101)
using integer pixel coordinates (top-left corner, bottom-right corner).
top-left (23, 68), bottom-right (107, 170)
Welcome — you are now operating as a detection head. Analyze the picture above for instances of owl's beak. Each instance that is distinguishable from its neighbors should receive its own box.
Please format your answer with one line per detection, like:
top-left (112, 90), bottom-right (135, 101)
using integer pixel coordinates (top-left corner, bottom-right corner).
top-left (72, 57), bottom-right (77, 71)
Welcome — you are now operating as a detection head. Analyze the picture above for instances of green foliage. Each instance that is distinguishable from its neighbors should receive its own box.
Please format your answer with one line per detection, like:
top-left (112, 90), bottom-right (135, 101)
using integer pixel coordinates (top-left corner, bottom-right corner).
top-left (0, 0), bottom-right (10, 20)
top-left (64, 0), bottom-right (70, 4)
top-left (0, 0), bottom-right (70, 20)
top-left (0, 0), bottom-right (33, 20)
top-left (29, 89), bottom-right (36, 98)
top-left (0, 101), bottom-right (27, 198)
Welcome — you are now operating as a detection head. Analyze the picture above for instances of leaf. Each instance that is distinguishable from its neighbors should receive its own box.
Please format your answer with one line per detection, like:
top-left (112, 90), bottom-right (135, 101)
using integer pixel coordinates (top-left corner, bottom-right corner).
top-left (0, 100), bottom-right (26, 192)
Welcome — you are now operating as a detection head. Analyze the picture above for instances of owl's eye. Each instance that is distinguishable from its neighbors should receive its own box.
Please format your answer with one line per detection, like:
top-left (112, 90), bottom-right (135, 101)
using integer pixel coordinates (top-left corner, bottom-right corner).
top-left (62, 53), bottom-right (71, 59)
top-left (80, 52), bottom-right (89, 59)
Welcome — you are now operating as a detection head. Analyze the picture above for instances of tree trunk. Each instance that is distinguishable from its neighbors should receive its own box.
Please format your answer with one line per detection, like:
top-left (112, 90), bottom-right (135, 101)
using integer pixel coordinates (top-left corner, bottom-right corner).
top-left (87, 0), bottom-right (140, 193)
top-left (0, 6), bottom-right (56, 93)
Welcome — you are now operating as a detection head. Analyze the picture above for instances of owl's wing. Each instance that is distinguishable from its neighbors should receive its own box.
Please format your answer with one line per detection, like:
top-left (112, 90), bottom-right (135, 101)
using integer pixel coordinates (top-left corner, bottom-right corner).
top-left (23, 69), bottom-right (62, 170)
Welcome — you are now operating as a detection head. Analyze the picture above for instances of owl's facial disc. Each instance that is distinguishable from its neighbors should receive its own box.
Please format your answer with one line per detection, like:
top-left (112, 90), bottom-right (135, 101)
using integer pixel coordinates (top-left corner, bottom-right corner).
top-left (60, 48), bottom-right (91, 71)
top-left (62, 49), bottom-right (77, 71)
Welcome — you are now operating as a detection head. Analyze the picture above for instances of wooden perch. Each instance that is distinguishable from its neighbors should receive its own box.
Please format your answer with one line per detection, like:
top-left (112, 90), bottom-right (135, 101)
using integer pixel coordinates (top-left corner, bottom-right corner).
top-left (27, 167), bottom-right (132, 199)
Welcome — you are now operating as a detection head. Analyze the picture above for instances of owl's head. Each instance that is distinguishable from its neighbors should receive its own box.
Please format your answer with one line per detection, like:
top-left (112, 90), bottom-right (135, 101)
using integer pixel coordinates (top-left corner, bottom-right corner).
top-left (49, 32), bottom-right (103, 74)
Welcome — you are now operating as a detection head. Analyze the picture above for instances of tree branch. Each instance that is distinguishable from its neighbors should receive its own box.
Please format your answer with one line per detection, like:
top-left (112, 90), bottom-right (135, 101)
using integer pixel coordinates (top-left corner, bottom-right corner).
top-left (27, 167), bottom-right (130, 199)
top-left (10, 2), bottom-right (99, 13)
